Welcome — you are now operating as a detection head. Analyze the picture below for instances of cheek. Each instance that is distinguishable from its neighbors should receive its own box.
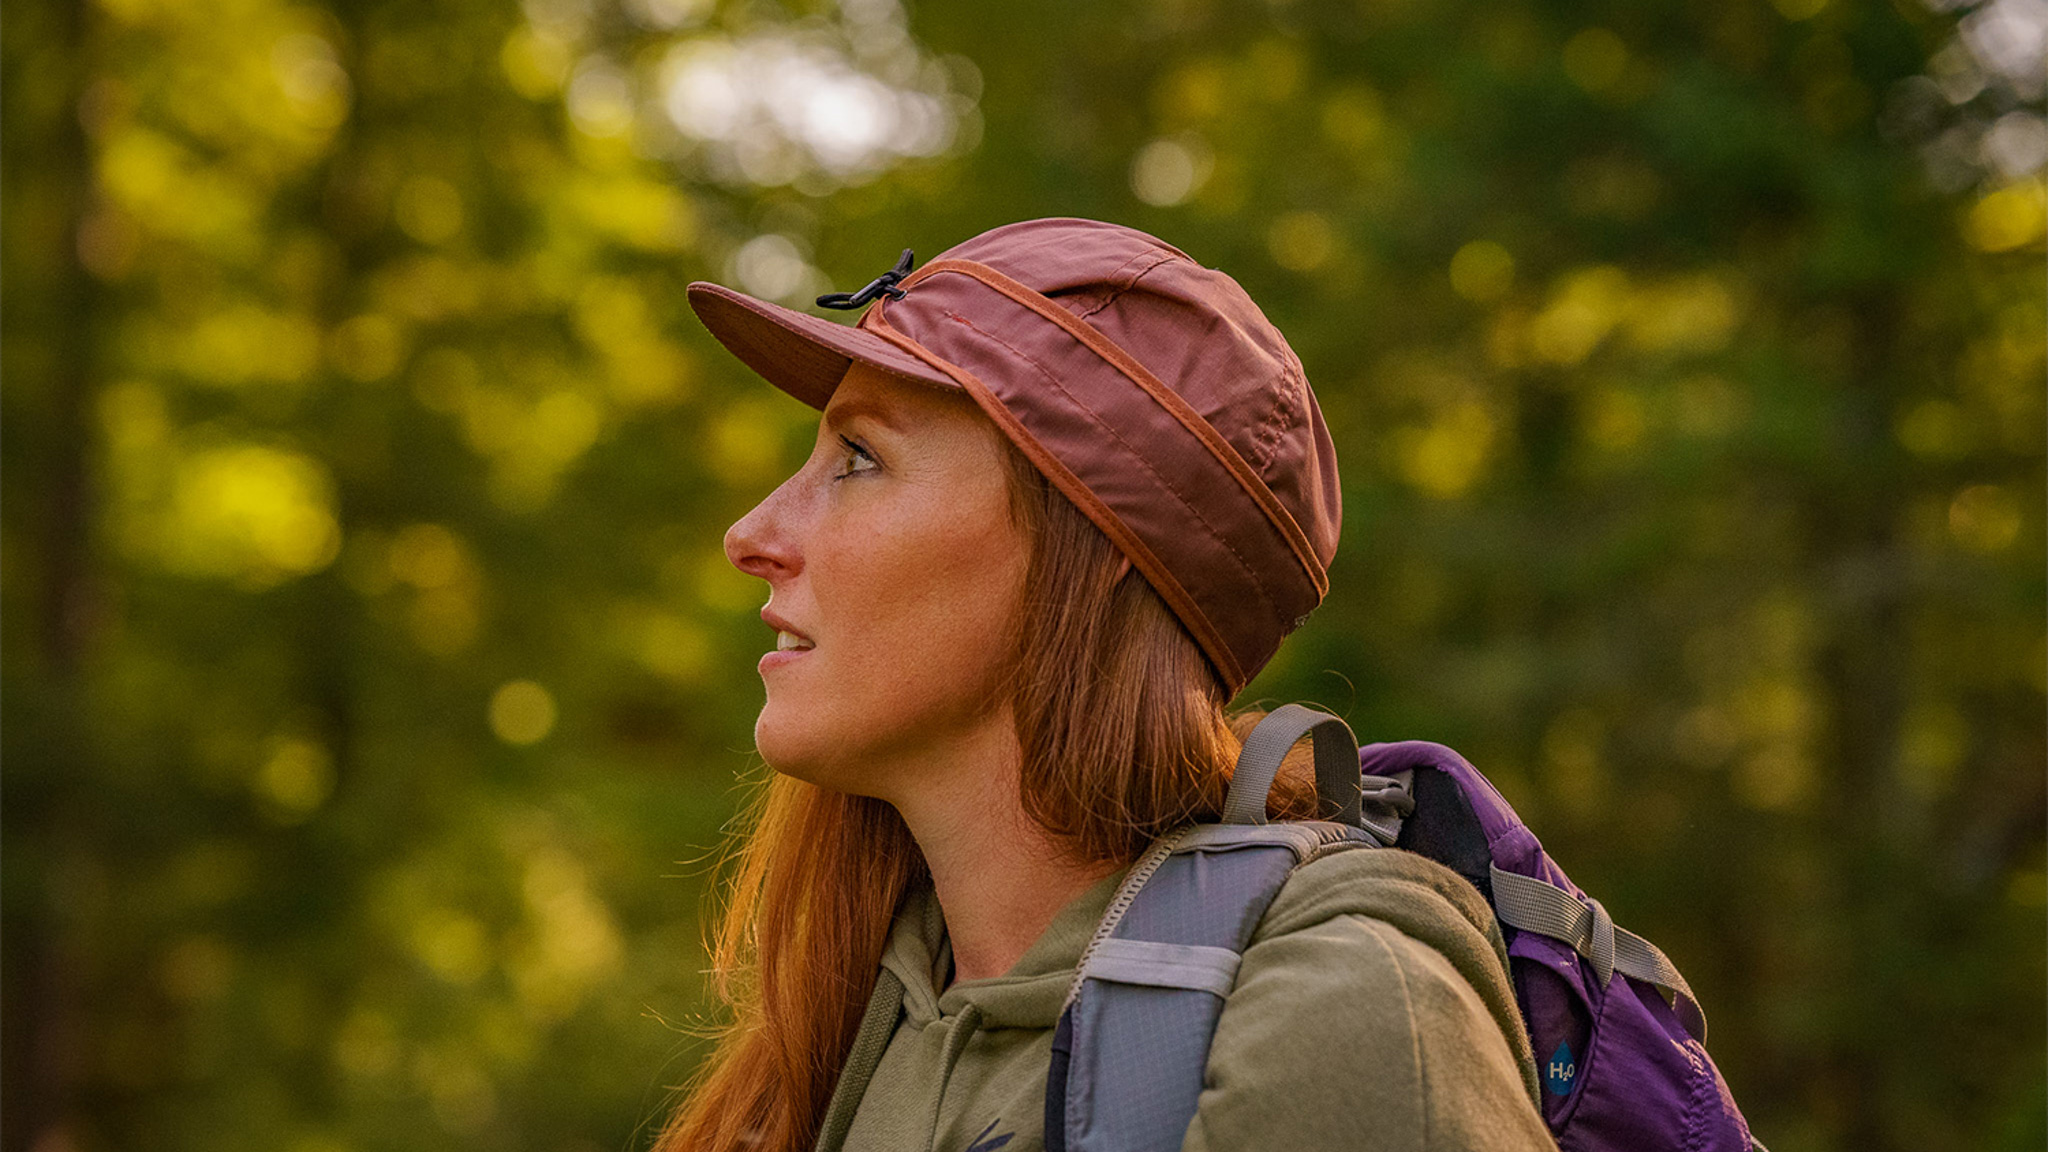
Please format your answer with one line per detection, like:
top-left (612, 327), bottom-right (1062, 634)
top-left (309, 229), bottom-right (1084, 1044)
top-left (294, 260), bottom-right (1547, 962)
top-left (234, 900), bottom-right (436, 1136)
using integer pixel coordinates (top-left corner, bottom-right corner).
top-left (822, 511), bottom-right (1025, 676)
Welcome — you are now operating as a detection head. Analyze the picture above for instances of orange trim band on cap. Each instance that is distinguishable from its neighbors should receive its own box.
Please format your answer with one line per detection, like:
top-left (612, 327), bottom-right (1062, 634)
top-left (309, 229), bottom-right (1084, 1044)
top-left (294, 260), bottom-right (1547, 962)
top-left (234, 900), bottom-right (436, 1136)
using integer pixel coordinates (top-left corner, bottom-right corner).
top-left (906, 258), bottom-right (1328, 600)
top-left (862, 306), bottom-right (1252, 692)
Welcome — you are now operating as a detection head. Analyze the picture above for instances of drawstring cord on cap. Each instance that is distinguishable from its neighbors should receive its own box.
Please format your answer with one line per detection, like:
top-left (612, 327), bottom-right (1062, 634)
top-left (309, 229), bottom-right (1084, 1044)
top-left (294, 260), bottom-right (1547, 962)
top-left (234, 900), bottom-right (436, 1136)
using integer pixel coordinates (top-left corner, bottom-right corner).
top-left (816, 249), bottom-right (916, 310)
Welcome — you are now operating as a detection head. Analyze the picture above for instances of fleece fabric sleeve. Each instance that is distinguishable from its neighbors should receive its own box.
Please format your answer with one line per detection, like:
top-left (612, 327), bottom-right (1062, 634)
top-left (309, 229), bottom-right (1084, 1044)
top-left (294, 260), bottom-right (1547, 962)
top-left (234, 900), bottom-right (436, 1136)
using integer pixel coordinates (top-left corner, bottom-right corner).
top-left (1181, 849), bottom-right (1557, 1152)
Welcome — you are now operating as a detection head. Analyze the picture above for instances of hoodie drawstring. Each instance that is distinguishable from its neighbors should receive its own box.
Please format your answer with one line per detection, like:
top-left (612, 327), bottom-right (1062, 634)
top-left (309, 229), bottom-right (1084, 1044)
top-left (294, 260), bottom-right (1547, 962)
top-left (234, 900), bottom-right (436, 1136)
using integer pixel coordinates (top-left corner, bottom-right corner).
top-left (925, 1002), bottom-right (985, 1151)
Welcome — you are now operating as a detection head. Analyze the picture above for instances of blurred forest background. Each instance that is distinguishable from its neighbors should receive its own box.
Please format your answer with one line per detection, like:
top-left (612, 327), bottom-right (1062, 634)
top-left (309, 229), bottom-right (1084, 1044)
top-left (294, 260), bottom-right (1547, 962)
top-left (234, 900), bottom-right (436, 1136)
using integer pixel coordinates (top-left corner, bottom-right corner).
top-left (3, 0), bottom-right (2043, 1148)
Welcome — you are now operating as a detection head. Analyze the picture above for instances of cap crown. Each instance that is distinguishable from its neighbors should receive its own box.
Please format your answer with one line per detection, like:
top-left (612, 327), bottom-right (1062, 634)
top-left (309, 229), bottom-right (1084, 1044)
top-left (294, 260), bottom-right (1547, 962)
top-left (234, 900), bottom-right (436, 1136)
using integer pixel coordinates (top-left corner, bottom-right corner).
top-left (861, 218), bottom-right (1342, 690)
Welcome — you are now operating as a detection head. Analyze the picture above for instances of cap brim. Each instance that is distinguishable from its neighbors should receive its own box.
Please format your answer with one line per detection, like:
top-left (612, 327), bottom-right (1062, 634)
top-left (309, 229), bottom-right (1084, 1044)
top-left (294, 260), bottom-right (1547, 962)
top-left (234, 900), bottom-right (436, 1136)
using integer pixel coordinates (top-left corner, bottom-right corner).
top-left (686, 282), bottom-right (962, 410)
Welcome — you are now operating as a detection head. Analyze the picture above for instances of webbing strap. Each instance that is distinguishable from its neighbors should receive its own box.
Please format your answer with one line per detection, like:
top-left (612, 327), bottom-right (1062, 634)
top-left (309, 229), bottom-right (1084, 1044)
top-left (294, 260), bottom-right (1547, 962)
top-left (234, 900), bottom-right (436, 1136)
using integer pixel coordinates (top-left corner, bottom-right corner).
top-left (1175, 823), bottom-right (1326, 854)
top-left (1082, 938), bottom-right (1242, 998)
top-left (1489, 865), bottom-right (1709, 1041)
top-left (1223, 704), bottom-right (1363, 827)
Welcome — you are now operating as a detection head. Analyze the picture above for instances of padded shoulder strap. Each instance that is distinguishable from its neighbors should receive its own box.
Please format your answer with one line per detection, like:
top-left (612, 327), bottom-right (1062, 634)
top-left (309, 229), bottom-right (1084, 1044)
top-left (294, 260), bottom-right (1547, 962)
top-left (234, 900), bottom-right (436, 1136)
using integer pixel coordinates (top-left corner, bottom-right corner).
top-left (1047, 823), bottom-right (1368, 1152)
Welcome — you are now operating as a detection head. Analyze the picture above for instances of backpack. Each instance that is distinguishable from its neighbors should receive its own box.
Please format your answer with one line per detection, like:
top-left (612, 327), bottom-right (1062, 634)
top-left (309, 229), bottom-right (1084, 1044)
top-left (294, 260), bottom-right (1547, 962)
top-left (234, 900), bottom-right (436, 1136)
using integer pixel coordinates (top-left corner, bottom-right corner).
top-left (1044, 704), bottom-right (1764, 1152)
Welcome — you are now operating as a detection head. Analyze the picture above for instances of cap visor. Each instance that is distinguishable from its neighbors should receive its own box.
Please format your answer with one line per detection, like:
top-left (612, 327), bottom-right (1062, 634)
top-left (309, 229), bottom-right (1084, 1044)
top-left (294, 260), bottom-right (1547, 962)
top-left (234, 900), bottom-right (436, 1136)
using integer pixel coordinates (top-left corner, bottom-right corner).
top-left (686, 282), bottom-right (961, 410)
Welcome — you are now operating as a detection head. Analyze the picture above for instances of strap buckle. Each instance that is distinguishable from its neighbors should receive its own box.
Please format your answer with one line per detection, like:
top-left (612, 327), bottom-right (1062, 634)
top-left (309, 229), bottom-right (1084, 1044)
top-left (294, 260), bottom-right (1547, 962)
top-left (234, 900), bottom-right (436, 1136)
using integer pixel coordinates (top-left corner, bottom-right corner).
top-left (816, 249), bottom-right (916, 309)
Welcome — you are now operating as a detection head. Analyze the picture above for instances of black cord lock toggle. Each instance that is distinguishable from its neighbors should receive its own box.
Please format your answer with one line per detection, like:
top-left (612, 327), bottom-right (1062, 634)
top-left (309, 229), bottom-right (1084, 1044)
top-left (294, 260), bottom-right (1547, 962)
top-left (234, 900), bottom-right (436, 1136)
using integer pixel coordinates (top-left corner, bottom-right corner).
top-left (816, 249), bottom-right (916, 310)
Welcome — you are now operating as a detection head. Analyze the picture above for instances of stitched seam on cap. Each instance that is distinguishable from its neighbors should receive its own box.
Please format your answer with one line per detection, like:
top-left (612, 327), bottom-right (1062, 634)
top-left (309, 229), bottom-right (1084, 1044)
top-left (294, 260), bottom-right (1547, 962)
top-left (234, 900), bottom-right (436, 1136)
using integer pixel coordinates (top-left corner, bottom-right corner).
top-left (913, 260), bottom-right (1326, 600)
top-left (1246, 364), bottom-right (1302, 473)
top-left (942, 308), bottom-right (1286, 631)
top-left (1073, 250), bottom-right (1179, 321)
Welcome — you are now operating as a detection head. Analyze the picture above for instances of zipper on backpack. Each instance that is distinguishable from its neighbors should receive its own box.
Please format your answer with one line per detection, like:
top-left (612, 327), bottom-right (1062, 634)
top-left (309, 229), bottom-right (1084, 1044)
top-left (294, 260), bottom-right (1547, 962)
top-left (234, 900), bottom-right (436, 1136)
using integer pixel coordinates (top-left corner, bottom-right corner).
top-left (1061, 825), bottom-right (1191, 1010)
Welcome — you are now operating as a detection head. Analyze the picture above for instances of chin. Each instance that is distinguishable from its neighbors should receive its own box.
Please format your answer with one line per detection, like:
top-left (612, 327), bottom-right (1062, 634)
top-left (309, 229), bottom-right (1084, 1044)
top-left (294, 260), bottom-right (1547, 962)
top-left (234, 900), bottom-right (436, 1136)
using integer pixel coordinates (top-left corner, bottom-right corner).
top-left (753, 703), bottom-right (860, 794)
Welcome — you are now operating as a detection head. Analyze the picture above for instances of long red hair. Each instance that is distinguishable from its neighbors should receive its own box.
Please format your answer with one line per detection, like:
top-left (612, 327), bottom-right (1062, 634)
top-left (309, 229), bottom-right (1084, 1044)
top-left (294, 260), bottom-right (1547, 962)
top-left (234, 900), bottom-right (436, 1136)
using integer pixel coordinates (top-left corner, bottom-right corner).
top-left (654, 431), bottom-right (1319, 1152)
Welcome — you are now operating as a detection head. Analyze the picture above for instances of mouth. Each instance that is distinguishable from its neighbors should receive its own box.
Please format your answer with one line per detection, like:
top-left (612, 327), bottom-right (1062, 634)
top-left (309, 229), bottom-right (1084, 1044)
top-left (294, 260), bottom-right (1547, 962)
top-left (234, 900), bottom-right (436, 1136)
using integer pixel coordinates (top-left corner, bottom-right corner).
top-left (775, 630), bottom-right (815, 653)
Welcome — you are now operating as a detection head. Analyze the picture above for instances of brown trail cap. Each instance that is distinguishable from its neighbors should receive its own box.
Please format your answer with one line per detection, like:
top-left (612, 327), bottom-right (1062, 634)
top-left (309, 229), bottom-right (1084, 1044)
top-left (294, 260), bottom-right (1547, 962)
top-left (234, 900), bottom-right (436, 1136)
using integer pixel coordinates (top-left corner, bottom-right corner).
top-left (687, 217), bottom-right (1341, 695)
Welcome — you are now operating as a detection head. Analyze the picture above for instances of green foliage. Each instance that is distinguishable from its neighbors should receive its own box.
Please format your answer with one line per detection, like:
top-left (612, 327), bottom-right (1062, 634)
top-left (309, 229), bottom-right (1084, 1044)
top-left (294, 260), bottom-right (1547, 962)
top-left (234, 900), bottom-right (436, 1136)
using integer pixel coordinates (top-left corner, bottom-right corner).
top-left (3, 0), bottom-right (2041, 1149)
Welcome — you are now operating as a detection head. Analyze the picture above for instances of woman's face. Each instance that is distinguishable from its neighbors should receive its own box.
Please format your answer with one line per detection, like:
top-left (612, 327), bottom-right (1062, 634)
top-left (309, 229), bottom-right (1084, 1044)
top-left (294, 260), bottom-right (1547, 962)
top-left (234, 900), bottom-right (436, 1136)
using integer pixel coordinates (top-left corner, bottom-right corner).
top-left (723, 361), bottom-right (1030, 799)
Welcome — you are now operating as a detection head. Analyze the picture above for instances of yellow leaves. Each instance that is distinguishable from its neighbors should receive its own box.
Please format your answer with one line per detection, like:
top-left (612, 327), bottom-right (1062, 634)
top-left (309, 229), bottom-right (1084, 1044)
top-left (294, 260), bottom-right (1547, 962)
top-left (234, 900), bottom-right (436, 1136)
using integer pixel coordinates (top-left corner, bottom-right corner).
top-left (511, 848), bottom-right (623, 1021)
top-left (612, 604), bottom-right (712, 683)
top-left (1675, 593), bottom-right (1824, 812)
top-left (1517, 265), bottom-right (1742, 366)
top-left (408, 343), bottom-right (613, 511)
top-left (1963, 179), bottom-right (2047, 253)
top-left (1627, 275), bottom-right (1740, 354)
top-left (270, 32), bottom-right (350, 131)
top-left (146, 443), bottom-right (342, 588)
top-left (99, 126), bottom-right (260, 259)
top-left (386, 523), bottom-right (482, 655)
top-left (1530, 265), bottom-right (1631, 364)
top-left (181, 304), bottom-right (323, 387)
top-left (568, 172), bottom-right (697, 252)
top-left (501, 26), bottom-right (574, 100)
top-left (575, 279), bottom-right (693, 406)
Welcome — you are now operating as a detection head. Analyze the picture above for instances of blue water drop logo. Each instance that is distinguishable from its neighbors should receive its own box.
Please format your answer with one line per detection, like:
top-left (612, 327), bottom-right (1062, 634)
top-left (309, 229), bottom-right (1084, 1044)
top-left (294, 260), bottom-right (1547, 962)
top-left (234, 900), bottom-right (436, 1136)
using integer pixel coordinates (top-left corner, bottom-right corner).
top-left (1545, 1040), bottom-right (1578, 1097)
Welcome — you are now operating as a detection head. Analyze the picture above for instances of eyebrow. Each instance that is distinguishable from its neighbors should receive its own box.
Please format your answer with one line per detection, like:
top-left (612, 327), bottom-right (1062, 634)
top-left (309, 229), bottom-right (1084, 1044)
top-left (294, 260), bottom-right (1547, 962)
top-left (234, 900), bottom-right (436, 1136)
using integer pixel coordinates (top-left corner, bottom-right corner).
top-left (822, 395), bottom-right (907, 434)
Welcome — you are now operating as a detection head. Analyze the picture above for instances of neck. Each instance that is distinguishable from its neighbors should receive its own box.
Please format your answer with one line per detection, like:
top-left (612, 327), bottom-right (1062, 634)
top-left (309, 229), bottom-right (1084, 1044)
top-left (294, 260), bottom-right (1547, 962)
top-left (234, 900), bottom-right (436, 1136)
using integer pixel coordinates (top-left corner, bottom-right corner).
top-left (883, 713), bottom-right (1116, 985)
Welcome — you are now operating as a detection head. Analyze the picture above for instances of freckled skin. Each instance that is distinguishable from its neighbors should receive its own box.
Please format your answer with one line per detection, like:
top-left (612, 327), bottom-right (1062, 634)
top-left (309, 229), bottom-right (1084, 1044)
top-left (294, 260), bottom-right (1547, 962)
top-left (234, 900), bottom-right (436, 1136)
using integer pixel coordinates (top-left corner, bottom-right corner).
top-left (723, 362), bottom-right (1029, 804)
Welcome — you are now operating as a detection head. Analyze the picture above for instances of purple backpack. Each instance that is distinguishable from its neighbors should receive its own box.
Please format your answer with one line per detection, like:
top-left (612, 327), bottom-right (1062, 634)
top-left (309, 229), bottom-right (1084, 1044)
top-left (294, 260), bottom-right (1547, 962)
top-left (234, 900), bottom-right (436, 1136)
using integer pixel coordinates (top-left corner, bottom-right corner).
top-left (1046, 705), bottom-right (1763, 1152)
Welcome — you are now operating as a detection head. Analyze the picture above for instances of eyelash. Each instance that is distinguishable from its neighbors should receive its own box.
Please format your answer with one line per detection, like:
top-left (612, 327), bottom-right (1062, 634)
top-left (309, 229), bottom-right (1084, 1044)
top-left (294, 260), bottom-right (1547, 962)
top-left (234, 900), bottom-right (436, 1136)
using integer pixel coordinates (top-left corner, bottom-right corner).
top-left (832, 434), bottom-right (878, 480)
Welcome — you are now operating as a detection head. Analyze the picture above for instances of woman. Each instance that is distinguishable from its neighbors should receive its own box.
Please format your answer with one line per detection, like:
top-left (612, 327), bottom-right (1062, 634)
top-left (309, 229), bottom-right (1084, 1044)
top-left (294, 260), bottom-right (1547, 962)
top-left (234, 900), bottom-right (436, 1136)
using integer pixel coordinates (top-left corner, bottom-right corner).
top-left (657, 219), bottom-right (1554, 1152)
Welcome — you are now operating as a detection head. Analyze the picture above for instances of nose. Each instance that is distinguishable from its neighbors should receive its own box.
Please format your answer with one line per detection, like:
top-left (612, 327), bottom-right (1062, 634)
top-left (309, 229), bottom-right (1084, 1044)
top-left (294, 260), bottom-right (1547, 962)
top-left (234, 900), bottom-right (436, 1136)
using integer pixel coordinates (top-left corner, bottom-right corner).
top-left (724, 481), bottom-right (800, 583)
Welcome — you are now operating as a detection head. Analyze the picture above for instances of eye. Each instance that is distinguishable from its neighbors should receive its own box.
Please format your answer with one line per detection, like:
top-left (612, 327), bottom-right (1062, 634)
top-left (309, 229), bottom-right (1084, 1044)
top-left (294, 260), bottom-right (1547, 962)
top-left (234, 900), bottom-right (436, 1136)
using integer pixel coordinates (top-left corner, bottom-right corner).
top-left (832, 434), bottom-right (879, 480)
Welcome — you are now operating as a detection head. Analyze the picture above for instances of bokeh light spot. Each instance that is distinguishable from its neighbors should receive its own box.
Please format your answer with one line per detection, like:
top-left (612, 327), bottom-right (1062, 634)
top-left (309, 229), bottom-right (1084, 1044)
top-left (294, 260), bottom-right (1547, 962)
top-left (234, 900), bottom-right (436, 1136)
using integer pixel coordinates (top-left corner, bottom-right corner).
top-left (490, 680), bottom-right (558, 746)
top-left (394, 177), bottom-right (464, 244)
top-left (1894, 398), bottom-right (1975, 458)
top-left (1267, 211), bottom-right (1337, 272)
top-left (329, 314), bottom-right (405, 382)
top-left (1448, 240), bottom-right (1514, 302)
top-left (1948, 484), bottom-right (2021, 552)
top-left (1397, 401), bottom-right (1495, 498)
top-left (1964, 179), bottom-right (2047, 252)
top-left (1562, 29), bottom-right (1628, 94)
top-left (1130, 135), bottom-right (1213, 207)
top-left (1898, 701), bottom-right (1969, 798)
top-left (257, 738), bottom-right (335, 822)
top-left (164, 445), bottom-right (342, 587)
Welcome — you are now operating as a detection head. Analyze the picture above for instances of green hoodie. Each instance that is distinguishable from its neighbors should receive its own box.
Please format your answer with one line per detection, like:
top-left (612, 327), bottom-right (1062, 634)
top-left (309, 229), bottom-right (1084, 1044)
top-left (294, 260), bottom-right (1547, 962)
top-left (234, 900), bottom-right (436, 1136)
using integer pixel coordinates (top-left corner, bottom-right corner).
top-left (816, 847), bottom-right (1557, 1152)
